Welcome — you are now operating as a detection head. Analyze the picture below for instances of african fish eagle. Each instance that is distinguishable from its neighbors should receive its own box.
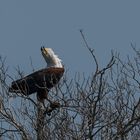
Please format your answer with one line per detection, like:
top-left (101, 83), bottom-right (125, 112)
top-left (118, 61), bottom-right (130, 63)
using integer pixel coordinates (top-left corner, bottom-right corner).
top-left (9, 47), bottom-right (64, 103)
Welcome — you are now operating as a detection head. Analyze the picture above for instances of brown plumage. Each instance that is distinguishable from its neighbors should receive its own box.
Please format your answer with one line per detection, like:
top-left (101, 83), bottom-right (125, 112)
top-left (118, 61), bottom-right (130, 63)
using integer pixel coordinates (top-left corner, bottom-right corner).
top-left (9, 67), bottom-right (64, 102)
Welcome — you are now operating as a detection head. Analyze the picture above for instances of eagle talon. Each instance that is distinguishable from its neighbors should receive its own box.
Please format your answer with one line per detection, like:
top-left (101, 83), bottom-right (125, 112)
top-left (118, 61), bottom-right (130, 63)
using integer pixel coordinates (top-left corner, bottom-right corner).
top-left (50, 101), bottom-right (60, 109)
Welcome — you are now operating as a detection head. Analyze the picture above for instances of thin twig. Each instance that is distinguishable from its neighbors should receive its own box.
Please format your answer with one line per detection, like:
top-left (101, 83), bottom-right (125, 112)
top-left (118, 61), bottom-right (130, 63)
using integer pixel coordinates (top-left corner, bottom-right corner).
top-left (80, 29), bottom-right (99, 73)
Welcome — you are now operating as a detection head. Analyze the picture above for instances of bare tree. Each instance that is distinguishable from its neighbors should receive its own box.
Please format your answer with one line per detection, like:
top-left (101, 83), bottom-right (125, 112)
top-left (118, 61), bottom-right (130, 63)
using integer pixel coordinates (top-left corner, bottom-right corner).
top-left (0, 33), bottom-right (140, 140)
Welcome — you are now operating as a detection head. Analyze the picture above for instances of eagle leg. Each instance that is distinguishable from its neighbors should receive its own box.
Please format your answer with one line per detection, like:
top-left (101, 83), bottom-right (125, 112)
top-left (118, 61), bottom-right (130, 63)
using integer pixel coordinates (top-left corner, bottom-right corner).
top-left (36, 89), bottom-right (54, 107)
top-left (36, 89), bottom-right (60, 115)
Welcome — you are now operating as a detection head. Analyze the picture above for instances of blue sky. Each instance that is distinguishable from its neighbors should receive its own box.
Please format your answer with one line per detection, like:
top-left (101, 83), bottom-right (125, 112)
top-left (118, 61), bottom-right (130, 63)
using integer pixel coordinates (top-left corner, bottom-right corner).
top-left (0, 1), bottom-right (140, 77)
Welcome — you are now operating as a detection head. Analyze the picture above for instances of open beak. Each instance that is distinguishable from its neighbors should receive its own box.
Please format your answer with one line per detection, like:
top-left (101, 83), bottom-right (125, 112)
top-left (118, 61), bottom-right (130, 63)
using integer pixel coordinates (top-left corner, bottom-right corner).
top-left (41, 47), bottom-right (49, 55)
top-left (41, 46), bottom-right (45, 51)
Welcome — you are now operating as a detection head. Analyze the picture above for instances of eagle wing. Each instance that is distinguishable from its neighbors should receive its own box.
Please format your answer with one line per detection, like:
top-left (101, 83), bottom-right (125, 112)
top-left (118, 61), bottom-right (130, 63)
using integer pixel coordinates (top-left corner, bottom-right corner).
top-left (9, 67), bottom-right (64, 96)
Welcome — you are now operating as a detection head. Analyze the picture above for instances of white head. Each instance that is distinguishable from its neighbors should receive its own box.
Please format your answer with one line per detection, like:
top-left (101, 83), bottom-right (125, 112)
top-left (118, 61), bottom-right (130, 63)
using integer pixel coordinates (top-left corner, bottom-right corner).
top-left (41, 47), bottom-right (63, 68)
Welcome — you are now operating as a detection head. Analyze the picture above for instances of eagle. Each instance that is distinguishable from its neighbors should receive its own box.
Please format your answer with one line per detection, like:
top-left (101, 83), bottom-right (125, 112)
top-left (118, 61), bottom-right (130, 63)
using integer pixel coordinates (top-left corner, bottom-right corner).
top-left (9, 47), bottom-right (64, 104)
